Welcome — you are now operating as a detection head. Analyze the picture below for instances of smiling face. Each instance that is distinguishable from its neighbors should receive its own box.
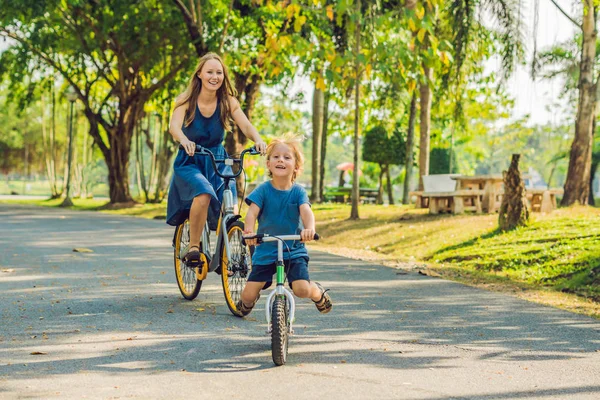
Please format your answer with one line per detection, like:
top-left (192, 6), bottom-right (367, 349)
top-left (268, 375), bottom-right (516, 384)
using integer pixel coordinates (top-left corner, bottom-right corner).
top-left (266, 143), bottom-right (298, 181)
top-left (197, 59), bottom-right (224, 92)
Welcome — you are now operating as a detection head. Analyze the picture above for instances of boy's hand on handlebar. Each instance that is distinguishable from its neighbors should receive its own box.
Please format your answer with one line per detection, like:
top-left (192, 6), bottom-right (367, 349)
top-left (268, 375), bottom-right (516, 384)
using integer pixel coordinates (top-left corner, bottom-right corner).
top-left (180, 138), bottom-right (196, 156)
top-left (243, 230), bottom-right (258, 246)
top-left (254, 139), bottom-right (267, 155)
top-left (300, 228), bottom-right (316, 243)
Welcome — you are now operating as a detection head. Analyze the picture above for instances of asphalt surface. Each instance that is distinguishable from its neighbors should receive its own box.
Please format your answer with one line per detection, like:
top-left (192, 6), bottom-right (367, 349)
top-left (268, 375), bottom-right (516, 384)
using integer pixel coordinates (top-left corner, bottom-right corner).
top-left (0, 204), bottom-right (599, 400)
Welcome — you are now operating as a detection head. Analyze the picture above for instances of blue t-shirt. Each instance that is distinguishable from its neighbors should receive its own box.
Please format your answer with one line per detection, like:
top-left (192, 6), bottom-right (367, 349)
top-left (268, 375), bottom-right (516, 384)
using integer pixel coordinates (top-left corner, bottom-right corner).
top-left (244, 182), bottom-right (310, 265)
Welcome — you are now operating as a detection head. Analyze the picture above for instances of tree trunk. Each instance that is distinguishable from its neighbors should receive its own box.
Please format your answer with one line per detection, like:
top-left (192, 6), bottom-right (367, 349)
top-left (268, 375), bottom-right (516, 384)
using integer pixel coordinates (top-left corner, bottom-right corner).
top-left (561, 3), bottom-right (596, 206)
top-left (350, 0), bottom-right (361, 220)
top-left (227, 72), bottom-right (261, 197)
top-left (106, 135), bottom-right (134, 204)
top-left (377, 165), bottom-right (385, 205)
top-left (386, 165), bottom-right (394, 205)
top-left (311, 84), bottom-right (324, 202)
top-left (418, 66), bottom-right (433, 191)
top-left (319, 91), bottom-right (330, 202)
top-left (589, 160), bottom-right (598, 206)
top-left (498, 154), bottom-right (529, 231)
top-left (403, 91), bottom-right (417, 204)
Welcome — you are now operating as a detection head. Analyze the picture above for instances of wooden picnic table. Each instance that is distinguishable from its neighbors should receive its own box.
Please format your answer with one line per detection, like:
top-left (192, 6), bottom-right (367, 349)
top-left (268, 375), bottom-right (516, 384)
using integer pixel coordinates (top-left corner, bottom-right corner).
top-left (324, 187), bottom-right (380, 204)
top-left (451, 175), bottom-right (504, 213)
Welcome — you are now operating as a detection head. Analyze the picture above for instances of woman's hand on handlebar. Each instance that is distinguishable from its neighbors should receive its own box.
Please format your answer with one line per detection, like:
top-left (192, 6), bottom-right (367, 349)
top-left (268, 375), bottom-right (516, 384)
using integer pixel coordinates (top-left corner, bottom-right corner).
top-left (180, 138), bottom-right (196, 156)
top-left (300, 228), bottom-right (316, 243)
top-left (254, 139), bottom-right (267, 155)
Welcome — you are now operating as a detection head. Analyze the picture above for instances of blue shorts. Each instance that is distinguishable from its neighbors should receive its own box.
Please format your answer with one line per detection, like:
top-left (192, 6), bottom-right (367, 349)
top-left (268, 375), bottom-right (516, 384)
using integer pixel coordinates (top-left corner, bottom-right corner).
top-left (248, 256), bottom-right (310, 290)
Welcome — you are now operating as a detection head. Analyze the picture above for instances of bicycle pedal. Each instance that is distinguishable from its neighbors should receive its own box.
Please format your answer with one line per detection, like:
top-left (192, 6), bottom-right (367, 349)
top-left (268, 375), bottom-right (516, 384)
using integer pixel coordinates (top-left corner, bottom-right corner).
top-left (195, 255), bottom-right (208, 280)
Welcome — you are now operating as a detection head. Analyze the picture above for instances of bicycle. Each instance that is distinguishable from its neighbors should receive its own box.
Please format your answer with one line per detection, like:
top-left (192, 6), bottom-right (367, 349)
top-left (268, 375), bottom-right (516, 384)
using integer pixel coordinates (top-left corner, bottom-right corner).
top-left (242, 232), bottom-right (320, 366)
top-left (173, 144), bottom-right (260, 316)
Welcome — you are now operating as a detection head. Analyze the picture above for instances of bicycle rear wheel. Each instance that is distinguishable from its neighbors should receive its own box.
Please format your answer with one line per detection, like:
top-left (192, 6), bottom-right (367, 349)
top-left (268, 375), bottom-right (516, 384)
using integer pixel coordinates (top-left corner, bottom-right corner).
top-left (220, 220), bottom-right (253, 316)
top-left (271, 295), bottom-right (289, 366)
top-left (174, 219), bottom-right (202, 300)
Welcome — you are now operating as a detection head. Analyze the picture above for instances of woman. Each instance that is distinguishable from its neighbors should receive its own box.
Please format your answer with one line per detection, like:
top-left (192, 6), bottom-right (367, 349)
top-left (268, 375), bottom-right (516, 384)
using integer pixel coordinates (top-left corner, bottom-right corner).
top-left (167, 52), bottom-right (266, 266)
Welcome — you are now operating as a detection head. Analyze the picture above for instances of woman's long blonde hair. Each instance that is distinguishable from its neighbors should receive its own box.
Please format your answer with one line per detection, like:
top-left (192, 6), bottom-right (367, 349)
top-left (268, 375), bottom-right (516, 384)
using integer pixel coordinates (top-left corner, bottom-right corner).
top-left (175, 53), bottom-right (237, 131)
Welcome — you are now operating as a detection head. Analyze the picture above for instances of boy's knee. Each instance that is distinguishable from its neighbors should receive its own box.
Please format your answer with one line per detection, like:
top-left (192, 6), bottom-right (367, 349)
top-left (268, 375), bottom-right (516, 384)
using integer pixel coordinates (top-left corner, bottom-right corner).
top-left (292, 282), bottom-right (311, 298)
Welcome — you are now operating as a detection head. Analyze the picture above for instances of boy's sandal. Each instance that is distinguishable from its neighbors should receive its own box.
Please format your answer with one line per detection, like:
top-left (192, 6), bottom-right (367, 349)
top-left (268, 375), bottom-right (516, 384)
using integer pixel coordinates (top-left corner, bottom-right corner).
top-left (183, 246), bottom-right (201, 268)
top-left (313, 282), bottom-right (332, 314)
top-left (236, 294), bottom-right (260, 317)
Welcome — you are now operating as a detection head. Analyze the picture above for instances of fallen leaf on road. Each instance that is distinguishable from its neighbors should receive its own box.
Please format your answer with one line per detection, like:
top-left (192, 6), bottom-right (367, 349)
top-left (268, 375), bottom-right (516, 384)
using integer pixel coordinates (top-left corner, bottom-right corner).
top-left (196, 308), bottom-right (205, 312)
top-left (30, 352), bottom-right (47, 355)
top-left (73, 248), bottom-right (93, 253)
top-left (166, 310), bottom-right (174, 313)
top-left (340, 360), bottom-right (346, 363)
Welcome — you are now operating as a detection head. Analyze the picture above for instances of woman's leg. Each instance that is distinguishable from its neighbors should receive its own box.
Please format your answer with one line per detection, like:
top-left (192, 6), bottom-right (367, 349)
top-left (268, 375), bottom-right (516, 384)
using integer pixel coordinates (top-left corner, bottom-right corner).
top-left (189, 194), bottom-right (211, 249)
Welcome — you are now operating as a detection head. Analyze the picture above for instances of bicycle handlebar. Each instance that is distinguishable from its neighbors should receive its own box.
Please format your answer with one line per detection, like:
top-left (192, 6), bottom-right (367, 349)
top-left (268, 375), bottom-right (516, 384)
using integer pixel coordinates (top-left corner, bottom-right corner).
top-left (178, 144), bottom-right (261, 179)
top-left (242, 233), bottom-right (320, 245)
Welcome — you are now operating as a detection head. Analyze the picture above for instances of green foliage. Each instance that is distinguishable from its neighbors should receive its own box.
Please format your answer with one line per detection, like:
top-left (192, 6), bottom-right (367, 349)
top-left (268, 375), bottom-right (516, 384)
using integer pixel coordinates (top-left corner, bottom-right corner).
top-left (429, 147), bottom-right (458, 174)
top-left (362, 125), bottom-right (406, 166)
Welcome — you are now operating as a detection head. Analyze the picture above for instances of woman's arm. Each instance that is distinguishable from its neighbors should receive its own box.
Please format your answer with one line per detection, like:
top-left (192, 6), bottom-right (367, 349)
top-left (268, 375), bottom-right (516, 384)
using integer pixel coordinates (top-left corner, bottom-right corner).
top-left (229, 96), bottom-right (266, 154)
top-left (299, 203), bottom-right (315, 243)
top-left (169, 99), bottom-right (196, 156)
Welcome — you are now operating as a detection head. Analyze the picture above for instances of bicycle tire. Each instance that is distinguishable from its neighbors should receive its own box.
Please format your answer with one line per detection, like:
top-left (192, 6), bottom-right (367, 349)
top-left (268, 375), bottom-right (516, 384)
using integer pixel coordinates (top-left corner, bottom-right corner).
top-left (271, 295), bottom-right (289, 366)
top-left (174, 219), bottom-right (203, 300)
top-left (220, 220), bottom-right (253, 316)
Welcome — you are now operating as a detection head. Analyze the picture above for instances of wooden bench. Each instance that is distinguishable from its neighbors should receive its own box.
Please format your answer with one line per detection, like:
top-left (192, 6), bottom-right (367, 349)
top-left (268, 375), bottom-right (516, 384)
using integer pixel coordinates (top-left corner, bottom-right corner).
top-left (526, 188), bottom-right (563, 213)
top-left (324, 187), bottom-right (381, 204)
top-left (423, 189), bottom-right (485, 214)
top-left (408, 190), bottom-right (428, 208)
top-left (410, 174), bottom-right (461, 209)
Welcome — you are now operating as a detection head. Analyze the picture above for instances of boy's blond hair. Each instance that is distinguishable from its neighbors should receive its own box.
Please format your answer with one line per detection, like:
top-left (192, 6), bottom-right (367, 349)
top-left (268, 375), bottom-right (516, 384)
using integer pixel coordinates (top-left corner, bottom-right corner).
top-left (266, 134), bottom-right (305, 182)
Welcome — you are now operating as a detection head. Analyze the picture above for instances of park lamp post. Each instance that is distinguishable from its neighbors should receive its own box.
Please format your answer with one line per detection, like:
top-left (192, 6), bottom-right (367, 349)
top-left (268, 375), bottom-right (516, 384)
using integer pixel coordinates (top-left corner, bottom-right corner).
top-left (60, 86), bottom-right (77, 207)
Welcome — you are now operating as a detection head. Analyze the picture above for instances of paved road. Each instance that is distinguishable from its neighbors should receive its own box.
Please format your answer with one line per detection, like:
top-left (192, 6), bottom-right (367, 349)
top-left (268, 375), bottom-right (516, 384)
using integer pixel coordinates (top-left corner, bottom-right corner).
top-left (0, 204), bottom-right (599, 400)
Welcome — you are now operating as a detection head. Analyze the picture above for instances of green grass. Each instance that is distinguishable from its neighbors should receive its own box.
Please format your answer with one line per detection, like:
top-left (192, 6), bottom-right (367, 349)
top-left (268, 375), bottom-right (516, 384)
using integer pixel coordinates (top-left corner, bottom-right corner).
top-left (429, 207), bottom-right (600, 301)
top-left (0, 197), bottom-right (168, 219)
top-left (0, 180), bottom-right (109, 197)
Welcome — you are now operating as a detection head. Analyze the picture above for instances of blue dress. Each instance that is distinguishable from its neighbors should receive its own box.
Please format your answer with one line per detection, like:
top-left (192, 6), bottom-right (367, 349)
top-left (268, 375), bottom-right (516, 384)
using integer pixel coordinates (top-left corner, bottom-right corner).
top-left (166, 103), bottom-right (236, 228)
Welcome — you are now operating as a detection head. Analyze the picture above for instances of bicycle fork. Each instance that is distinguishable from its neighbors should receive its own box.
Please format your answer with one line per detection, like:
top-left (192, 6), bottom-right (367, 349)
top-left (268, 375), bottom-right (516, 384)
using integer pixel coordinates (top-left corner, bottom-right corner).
top-left (265, 257), bottom-right (296, 335)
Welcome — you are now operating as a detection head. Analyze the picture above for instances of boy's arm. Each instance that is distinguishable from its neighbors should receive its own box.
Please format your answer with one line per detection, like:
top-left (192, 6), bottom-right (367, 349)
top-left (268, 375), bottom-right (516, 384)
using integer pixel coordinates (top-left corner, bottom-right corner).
top-left (299, 203), bottom-right (315, 242)
top-left (243, 202), bottom-right (261, 246)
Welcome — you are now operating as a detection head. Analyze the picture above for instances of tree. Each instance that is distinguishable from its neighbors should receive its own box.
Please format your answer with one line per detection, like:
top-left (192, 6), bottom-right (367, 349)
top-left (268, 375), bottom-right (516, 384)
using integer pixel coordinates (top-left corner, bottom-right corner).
top-left (363, 125), bottom-right (406, 204)
top-left (535, 29), bottom-right (600, 205)
top-left (499, 154), bottom-right (529, 231)
top-left (551, 0), bottom-right (596, 206)
top-left (402, 91), bottom-right (417, 204)
top-left (311, 85), bottom-right (324, 202)
top-left (1, 0), bottom-right (192, 203)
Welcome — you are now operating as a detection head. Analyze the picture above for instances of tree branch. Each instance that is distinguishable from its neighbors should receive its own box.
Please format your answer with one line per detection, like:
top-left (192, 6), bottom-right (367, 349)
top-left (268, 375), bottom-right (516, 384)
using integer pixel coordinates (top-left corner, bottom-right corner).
top-left (219, 0), bottom-right (234, 53)
top-left (173, 0), bottom-right (206, 57)
top-left (144, 56), bottom-right (190, 95)
top-left (548, 0), bottom-right (582, 30)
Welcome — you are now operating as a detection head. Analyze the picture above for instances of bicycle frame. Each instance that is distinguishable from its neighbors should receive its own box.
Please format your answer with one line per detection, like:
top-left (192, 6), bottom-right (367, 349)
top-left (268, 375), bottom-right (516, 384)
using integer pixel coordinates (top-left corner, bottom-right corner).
top-left (242, 233), bottom-right (319, 334)
top-left (180, 144), bottom-right (259, 272)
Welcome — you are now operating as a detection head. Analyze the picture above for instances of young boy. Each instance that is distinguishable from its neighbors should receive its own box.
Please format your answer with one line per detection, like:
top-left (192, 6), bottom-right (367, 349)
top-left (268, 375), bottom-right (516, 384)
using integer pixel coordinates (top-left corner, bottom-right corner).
top-left (236, 136), bottom-right (332, 317)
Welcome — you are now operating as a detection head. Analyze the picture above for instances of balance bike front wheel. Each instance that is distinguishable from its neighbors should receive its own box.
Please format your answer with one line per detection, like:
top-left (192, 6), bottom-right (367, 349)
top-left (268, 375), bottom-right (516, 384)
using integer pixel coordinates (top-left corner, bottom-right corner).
top-left (271, 295), bottom-right (289, 366)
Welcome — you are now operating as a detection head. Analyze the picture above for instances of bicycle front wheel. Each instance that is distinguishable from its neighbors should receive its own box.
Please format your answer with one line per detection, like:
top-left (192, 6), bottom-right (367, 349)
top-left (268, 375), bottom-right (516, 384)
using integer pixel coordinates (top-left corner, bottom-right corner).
top-left (174, 219), bottom-right (202, 300)
top-left (220, 220), bottom-right (253, 316)
top-left (271, 295), bottom-right (289, 366)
